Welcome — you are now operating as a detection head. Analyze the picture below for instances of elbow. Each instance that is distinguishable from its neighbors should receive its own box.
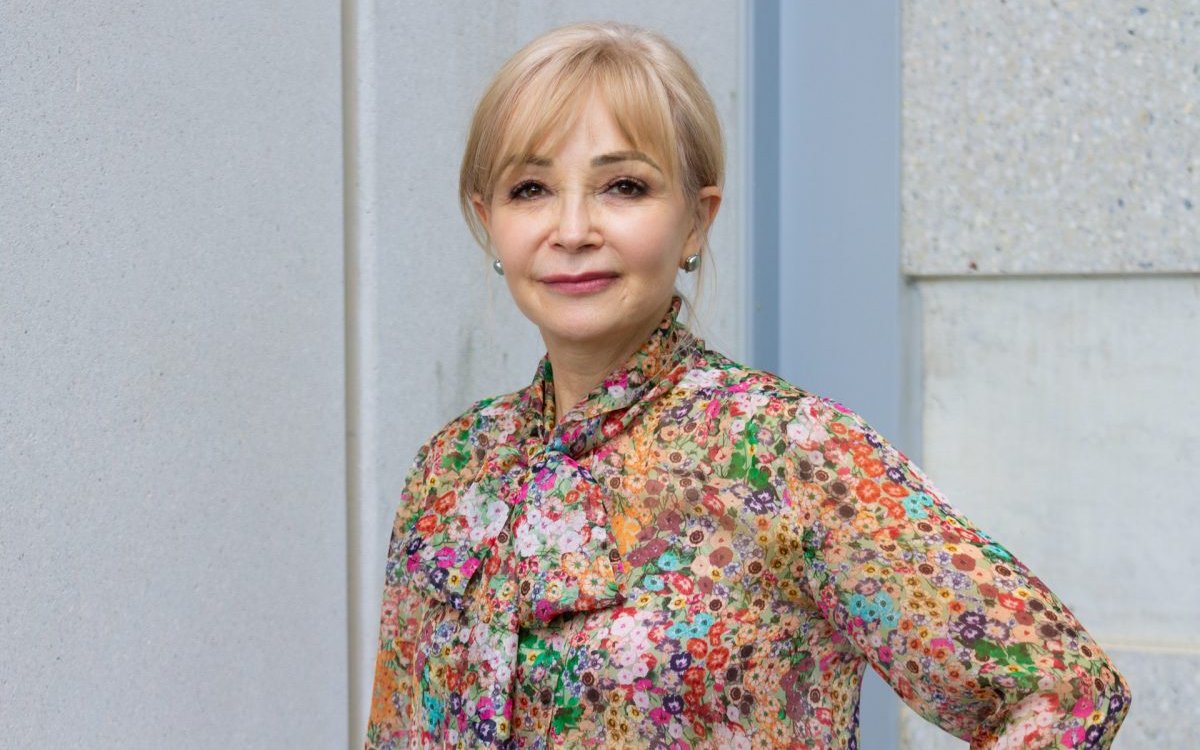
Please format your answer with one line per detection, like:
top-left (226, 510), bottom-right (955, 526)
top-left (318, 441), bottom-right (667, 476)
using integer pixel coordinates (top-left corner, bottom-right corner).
top-left (976, 660), bottom-right (1132, 749)
top-left (1051, 660), bottom-right (1133, 748)
top-left (1080, 667), bottom-right (1132, 744)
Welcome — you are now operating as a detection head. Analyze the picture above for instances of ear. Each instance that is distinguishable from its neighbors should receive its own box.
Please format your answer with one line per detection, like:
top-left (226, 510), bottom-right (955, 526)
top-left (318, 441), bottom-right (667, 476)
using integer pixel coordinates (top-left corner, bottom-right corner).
top-left (682, 185), bottom-right (723, 258)
top-left (470, 192), bottom-right (491, 234)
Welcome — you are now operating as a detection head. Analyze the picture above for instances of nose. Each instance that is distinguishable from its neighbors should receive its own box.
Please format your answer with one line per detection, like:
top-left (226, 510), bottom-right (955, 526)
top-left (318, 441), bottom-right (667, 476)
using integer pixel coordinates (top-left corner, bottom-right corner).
top-left (550, 192), bottom-right (601, 252)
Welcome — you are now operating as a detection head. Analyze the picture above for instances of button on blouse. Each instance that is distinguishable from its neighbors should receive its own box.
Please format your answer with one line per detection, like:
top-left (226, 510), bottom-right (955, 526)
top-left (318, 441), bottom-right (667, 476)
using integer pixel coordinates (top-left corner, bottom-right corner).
top-left (366, 296), bottom-right (1130, 749)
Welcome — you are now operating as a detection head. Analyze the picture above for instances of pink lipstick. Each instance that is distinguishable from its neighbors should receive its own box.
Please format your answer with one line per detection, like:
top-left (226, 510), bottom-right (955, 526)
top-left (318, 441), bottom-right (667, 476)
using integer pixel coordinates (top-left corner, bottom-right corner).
top-left (541, 271), bottom-right (619, 295)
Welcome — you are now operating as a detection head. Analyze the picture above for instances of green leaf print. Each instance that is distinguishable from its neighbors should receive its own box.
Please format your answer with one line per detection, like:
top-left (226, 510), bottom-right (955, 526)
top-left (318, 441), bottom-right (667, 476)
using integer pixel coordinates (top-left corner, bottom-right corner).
top-left (552, 702), bottom-right (583, 733)
top-left (442, 427), bottom-right (472, 472)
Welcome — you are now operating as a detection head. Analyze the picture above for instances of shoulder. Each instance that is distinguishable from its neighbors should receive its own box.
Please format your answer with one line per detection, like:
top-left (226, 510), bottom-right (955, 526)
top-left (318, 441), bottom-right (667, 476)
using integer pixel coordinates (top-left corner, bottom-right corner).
top-left (409, 385), bottom-right (531, 477)
top-left (675, 346), bottom-right (910, 460)
top-left (677, 347), bottom-right (860, 426)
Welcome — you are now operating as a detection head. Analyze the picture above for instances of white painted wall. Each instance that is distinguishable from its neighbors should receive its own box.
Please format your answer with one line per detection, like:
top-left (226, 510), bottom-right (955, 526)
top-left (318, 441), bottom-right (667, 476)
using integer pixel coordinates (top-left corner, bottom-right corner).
top-left (1, 2), bottom-right (346, 748)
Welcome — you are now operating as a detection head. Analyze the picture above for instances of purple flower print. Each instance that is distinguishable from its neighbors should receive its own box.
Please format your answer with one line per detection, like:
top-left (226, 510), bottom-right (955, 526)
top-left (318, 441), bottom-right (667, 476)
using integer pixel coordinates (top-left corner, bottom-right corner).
top-left (668, 652), bottom-right (692, 672)
top-left (663, 694), bottom-right (684, 715)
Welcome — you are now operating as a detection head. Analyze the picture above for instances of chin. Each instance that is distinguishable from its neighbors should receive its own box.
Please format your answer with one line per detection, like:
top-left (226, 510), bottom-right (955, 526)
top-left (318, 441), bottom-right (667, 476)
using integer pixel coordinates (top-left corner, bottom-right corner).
top-left (541, 313), bottom-right (620, 345)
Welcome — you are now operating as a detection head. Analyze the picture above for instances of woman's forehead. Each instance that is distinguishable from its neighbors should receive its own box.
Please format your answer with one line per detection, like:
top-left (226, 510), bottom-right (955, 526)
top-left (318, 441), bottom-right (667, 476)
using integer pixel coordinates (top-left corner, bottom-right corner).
top-left (497, 121), bottom-right (675, 178)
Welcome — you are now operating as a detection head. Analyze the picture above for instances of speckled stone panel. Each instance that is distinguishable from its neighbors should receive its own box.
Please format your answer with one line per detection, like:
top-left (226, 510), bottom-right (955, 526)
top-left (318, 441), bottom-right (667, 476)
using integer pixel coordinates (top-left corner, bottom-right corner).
top-left (899, 647), bottom-right (1200, 748)
top-left (918, 276), bottom-right (1200, 645)
top-left (903, 2), bottom-right (1199, 275)
top-left (1102, 647), bottom-right (1200, 747)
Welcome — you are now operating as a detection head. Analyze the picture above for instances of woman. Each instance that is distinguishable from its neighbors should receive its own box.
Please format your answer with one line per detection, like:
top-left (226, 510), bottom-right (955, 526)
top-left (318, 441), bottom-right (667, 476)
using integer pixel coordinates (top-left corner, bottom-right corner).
top-left (366, 21), bottom-right (1130, 750)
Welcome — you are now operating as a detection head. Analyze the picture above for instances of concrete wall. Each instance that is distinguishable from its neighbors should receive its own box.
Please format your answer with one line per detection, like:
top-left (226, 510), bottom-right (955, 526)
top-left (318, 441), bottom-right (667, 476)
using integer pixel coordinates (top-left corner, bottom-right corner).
top-left (899, 2), bottom-right (1199, 747)
top-left (8, 1), bottom-right (1186, 747)
top-left (0, 1), bottom-right (746, 747)
top-left (0, 2), bottom-right (744, 747)
top-left (1, 2), bottom-right (347, 748)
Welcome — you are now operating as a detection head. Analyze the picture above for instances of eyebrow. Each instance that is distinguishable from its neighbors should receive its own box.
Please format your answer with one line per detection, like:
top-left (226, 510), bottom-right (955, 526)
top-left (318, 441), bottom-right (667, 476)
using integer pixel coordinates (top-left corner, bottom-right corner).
top-left (592, 150), bottom-right (662, 172)
top-left (521, 150), bottom-right (663, 173)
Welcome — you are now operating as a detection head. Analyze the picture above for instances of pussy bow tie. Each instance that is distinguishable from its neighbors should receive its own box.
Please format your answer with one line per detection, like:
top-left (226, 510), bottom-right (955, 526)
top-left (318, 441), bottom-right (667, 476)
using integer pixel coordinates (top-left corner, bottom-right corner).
top-left (397, 303), bottom-right (699, 746)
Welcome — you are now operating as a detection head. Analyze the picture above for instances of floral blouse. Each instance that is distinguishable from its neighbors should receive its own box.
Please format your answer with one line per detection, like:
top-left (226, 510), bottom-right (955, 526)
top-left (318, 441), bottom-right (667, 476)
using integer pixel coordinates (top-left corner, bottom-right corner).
top-left (366, 296), bottom-right (1130, 749)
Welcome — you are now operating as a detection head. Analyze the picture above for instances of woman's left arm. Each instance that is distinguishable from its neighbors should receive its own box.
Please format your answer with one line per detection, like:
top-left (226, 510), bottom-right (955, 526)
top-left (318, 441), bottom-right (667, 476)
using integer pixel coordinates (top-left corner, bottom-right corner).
top-left (784, 396), bottom-right (1131, 749)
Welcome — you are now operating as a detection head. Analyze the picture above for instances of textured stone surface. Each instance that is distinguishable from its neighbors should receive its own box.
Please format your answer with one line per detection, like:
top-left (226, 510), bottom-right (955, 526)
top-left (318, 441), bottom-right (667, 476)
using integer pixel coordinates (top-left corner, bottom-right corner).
top-left (1, 2), bottom-right (346, 748)
top-left (918, 276), bottom-right (1200, 645)
top-left (1103, 647), bottom-right (1200, 747)
top-left (899, 647), bottom-right (1200, 748)
top-left (903, 1), bottom-right (1200, 275)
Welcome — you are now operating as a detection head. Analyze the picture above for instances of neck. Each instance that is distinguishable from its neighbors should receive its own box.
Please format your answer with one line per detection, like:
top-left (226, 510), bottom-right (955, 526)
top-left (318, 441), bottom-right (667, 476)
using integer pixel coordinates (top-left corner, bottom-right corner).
top-left (543, 299), bottom-right (673, 424)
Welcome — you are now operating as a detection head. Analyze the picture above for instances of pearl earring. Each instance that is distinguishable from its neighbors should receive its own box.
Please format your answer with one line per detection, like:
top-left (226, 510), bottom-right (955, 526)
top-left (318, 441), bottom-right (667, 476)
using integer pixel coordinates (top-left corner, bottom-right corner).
top-left (492, 259), bottom-right (504, 276)
top-left (682, 253), bottom-right (701, 273)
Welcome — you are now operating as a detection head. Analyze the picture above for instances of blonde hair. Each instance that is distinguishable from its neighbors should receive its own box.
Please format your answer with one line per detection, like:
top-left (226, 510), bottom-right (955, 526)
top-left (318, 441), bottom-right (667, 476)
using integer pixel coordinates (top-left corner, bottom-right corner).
top-left (458, 21), bottom-right (724, 257)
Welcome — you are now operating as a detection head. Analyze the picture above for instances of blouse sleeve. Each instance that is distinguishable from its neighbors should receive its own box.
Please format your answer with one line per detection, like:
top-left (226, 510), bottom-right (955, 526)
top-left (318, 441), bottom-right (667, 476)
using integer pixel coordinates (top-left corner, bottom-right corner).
top-left (784, 397), bottom-right (1131, 749)
top-left (365, 438), bottom-right (435, 749)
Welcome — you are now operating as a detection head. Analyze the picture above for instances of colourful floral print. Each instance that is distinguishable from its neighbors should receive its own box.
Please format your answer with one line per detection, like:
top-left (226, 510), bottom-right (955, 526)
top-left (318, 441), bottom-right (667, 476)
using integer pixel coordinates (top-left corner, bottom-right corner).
top-left (366, 296), bottom-right (1130, 749)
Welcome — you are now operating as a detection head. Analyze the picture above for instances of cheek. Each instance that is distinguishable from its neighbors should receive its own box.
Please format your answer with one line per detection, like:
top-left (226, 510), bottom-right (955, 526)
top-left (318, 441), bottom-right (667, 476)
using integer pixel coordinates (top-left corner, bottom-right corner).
top-left (489, 220), bottom-right (537, 269)
top-left (611, 217), bottom-right (689, 272)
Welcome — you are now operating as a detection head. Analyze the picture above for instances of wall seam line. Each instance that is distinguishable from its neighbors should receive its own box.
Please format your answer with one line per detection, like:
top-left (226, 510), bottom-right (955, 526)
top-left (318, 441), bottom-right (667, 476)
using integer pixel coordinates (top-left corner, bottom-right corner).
top-left (905, 270), bottom-right (1200, 281)
top-left (341, 0), bottom-right (378, 747)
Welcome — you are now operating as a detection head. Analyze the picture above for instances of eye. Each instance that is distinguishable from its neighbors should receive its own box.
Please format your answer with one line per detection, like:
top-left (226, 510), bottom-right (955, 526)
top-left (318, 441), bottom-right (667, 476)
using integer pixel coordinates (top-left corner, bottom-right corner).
top-left (606, 178), bottom-right (647, 198)
top-left (508, 180), bottom-right (546, 200)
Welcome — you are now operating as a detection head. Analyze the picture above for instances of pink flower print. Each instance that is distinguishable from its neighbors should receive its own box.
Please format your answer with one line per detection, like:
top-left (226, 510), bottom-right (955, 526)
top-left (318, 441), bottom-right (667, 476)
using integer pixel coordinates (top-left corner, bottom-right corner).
top-left (1062, 727), bottom-right (1085, 748)
top-left (477, 695), bottom-right (495, 721)
top-left (535, 468), bottom-right (556, 490)
top-left (460, 556), bottom-right (481, 578)
top-left (706, 399), bottom-right (721, 418)
top-left (1071, 696), bottom-right (1094, 718)
top-left (433, 546), bottom-right (456, 568)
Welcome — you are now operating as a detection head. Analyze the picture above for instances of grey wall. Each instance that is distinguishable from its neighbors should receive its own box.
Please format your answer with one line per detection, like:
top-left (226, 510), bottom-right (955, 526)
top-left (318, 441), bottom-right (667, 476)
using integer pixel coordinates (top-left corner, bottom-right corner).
top-left (900, 2), bottom-right (1199, 748)
top-left (4, 4), bottom-right (745, 747)
top-left (11, 2), bottom-right (1180, 748)
top-left (764, 3), bottom-right (1197, 748)
top-left (2, 2), bottom-right (347, 748)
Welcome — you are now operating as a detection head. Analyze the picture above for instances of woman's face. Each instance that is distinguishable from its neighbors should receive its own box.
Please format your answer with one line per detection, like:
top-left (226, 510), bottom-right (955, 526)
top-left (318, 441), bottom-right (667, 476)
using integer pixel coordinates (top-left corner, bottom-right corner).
top-left (473, 93), bottom-right (720, 354)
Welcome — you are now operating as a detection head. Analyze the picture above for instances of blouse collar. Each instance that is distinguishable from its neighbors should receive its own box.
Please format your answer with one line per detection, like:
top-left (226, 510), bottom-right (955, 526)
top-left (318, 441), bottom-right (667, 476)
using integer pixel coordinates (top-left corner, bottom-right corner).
top-left (397, 294), bottom-right (703, 745)
top-left (520, 294), bottom-right (700, 456)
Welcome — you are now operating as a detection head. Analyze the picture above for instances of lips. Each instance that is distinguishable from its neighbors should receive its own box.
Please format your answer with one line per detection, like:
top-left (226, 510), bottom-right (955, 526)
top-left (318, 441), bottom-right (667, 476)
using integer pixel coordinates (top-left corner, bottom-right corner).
top-left (541, 271), bottom-right (619, 295)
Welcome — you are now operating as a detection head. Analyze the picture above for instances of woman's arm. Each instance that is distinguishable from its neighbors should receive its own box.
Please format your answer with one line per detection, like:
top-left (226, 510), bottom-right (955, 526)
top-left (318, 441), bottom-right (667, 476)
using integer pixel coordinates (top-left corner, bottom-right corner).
top-left (365, 440), bottom-right (435, 750)
top-left (784, 396), bottom-right (1131, 749)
